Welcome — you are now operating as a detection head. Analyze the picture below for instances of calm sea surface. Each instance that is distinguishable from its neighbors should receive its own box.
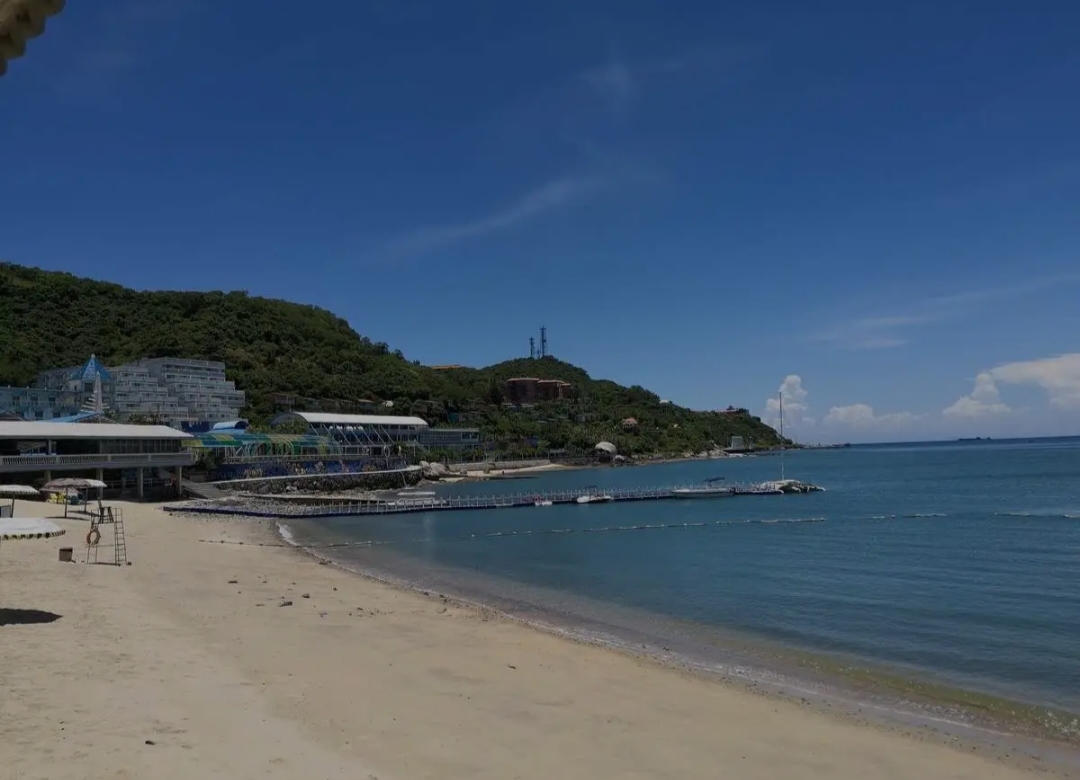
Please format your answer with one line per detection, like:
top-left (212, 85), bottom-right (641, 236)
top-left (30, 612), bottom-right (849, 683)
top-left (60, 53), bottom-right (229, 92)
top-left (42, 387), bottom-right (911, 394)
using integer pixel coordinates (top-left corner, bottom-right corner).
top-left (286, 439), bottom-right (1080, 716)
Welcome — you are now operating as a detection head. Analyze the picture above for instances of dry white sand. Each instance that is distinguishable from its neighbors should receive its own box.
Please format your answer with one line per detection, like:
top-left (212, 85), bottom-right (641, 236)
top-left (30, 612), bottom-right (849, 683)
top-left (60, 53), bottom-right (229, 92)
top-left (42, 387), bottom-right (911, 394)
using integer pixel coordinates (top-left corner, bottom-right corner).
top-left (0, 500), bottom-right (1072, 780)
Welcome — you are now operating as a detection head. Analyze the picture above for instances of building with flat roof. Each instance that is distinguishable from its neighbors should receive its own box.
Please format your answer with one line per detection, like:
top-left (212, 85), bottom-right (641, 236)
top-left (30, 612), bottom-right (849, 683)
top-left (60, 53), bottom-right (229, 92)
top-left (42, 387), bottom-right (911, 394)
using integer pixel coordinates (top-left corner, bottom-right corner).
top-left (271, 411), bottom-right (482, 453)
top-left (271, 411), bottom-right (427, 450)
top-left (418, 427), bottom-right (482, 452)
top-left (0, 0), bottom-right (64, 77)
top-left (0, 421), bottom-right (194, 497)
top-left (18, 355), bottom-right (247, 427)
top-left (504, 377), bottom-right (573, 405)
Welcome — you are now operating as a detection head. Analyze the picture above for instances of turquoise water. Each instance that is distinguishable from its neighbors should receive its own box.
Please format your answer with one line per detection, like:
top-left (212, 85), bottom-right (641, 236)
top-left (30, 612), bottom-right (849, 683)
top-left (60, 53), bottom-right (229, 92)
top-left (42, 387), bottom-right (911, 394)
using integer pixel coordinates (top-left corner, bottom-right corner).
top-left (287, 438), bottom-right (1080, 717)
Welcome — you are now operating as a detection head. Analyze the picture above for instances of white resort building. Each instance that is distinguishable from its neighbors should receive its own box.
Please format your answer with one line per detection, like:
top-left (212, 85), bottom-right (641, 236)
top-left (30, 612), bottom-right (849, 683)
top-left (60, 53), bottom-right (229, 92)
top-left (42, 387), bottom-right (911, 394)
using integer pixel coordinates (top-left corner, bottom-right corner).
top-left (5, 355), bottom-right (247, 427)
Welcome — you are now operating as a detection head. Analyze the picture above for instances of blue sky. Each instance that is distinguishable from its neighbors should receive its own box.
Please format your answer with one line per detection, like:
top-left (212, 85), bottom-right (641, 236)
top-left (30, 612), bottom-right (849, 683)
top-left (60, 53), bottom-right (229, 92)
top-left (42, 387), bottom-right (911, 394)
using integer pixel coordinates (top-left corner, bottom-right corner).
top-left (3, 0), bottom-right (1079, 442)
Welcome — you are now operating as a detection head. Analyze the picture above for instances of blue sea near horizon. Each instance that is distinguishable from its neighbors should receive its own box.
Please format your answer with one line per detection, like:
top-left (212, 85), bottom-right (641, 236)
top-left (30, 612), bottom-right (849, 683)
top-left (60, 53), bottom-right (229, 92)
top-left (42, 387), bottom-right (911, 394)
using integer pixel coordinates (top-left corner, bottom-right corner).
top-left (285, 437), bottom-right (1080, 727)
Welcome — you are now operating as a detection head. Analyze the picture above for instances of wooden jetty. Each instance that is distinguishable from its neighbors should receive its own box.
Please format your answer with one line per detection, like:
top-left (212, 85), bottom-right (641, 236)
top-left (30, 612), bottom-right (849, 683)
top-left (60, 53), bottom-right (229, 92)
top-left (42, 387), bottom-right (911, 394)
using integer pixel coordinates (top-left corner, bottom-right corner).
top-left (172, 481), bottom-right (820, 520)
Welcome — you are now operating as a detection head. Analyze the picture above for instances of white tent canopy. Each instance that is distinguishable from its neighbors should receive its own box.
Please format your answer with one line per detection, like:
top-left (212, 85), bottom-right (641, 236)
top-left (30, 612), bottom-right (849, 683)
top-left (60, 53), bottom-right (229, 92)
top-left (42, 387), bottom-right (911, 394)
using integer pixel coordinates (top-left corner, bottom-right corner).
top-left (0, 517), bottom-right (65, 541)
top-left (43, 478), bottom-right (106, 490)
top-left (0, 485), bottom-right (39, 496)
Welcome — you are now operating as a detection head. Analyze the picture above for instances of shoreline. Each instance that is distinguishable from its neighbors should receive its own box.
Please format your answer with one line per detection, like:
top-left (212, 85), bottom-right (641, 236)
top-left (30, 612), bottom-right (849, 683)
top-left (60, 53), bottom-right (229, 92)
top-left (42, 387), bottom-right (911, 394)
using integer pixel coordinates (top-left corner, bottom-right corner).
top-left (274, 517), bottom-right (1080, 761)
top-left (3, 500), bottom-right (1075, 779)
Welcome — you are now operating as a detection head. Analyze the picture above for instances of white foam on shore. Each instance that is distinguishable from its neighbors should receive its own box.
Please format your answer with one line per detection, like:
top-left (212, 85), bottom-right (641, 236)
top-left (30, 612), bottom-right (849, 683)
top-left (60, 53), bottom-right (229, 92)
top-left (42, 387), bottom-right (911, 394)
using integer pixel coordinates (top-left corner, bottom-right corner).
top-left (277, 522), bottom-right (297, 546)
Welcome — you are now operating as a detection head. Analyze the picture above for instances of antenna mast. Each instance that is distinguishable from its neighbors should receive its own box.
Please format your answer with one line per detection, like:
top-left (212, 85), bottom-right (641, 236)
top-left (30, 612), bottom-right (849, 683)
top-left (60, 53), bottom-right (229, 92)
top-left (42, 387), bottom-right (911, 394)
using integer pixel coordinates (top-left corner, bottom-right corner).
top-left (529, 337), bottom-right (536, 359)
top-left (779, 391), bottom-right (785, 480)
top-left (540, 325), bottom-right (548, 358)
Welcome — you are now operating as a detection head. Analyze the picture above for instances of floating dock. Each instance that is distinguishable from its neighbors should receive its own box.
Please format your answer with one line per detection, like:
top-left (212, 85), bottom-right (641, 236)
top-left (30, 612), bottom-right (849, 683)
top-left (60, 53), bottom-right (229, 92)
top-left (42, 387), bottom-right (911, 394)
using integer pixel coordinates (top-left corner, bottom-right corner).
top-left (172, 481), bottom-right (822, 519)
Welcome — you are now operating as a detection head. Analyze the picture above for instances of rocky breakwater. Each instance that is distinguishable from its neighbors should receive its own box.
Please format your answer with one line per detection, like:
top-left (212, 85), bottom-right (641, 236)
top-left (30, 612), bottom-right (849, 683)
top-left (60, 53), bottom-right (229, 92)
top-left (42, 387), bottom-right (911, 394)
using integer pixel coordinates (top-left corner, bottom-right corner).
top-left (419, 461), bottom-right (451, 480)
top-left (218, 467), bottom-right (423, 495)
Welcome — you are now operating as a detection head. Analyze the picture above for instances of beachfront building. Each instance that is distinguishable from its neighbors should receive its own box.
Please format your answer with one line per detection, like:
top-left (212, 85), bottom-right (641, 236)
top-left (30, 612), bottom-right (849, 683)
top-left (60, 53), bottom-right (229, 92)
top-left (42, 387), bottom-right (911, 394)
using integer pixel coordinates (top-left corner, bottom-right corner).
top-left (0, 420), bottom-right (194, 498)
top-left (418, 426), bottom-right (482, 452)
top-left (270, 411), bottom-right (482, 454)
top-left (270, 411), bottom-right (428, 450)
top-left (27, 355), bottom-right (246, 427)
top-left (0, 0), bottom-right (64, 77)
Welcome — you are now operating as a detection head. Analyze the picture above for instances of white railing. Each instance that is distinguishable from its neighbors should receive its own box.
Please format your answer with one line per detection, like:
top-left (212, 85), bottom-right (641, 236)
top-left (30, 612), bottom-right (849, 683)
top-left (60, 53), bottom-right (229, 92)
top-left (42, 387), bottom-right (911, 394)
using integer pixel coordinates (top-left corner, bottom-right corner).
top-left (0, 452), bottom-right (195, 467)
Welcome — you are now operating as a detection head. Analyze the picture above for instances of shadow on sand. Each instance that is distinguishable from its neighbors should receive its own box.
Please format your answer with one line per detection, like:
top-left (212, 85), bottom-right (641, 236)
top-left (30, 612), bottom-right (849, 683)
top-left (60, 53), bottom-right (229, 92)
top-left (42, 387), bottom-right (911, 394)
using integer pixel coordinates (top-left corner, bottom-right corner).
top-left (0, 608), bottom-right (62, 626)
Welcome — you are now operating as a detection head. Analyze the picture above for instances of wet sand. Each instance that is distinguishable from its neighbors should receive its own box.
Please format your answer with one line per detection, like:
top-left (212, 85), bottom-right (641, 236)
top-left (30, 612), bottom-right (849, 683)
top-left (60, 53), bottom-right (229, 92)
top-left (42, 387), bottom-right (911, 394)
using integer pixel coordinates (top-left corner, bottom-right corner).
top-left (0, 500), bottom-right (1072, 779)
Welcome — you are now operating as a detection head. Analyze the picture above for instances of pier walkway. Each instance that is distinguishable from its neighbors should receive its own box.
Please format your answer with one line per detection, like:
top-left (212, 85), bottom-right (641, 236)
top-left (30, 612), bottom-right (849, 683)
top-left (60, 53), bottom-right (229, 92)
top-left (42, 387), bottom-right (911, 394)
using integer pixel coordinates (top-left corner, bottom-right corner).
top-left (171, 482), bottom-right (809, 520)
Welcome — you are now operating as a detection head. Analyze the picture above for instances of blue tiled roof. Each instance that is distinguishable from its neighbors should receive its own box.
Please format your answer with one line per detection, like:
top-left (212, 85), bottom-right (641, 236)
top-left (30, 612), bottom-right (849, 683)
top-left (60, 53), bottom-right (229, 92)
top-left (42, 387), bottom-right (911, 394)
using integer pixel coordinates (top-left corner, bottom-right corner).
top-left (70, 354), bottom-right (113, 383)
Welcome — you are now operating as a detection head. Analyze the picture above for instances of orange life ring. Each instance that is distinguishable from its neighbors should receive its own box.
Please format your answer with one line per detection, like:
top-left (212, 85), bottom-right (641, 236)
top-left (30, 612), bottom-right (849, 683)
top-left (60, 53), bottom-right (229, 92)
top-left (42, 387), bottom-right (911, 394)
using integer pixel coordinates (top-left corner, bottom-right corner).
top-left (86, 527), bottom-right (101, 546)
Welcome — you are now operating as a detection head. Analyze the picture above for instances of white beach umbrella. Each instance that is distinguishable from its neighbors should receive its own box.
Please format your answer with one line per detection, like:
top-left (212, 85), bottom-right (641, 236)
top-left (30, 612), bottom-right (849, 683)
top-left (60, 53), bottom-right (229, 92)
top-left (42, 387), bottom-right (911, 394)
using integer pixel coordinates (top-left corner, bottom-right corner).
top-left (0, 484), bottom-right (40, 515)
top-left (0, 485), bottom-right (40, 497)
top-left (42, 478), bottom-right (106, 518)
top-left (42, 478), bottom-right (106, 490)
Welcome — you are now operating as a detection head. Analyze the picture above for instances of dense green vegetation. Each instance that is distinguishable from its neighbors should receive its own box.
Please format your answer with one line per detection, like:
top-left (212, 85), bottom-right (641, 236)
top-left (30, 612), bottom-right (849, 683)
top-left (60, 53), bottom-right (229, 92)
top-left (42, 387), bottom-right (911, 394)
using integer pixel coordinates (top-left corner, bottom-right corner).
top-left (0, 263), bottom-right (785, 456)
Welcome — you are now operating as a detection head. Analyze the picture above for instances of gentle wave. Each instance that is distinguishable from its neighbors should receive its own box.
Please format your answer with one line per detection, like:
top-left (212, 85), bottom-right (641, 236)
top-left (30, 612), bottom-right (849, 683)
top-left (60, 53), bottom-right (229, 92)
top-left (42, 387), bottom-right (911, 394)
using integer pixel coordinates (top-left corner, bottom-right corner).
top-left (276, 522), bottom-right (297, 545)
top-left (867, 512), bottom-right (948, 520)
top-left (995, 512), bottom-right (1080, 520)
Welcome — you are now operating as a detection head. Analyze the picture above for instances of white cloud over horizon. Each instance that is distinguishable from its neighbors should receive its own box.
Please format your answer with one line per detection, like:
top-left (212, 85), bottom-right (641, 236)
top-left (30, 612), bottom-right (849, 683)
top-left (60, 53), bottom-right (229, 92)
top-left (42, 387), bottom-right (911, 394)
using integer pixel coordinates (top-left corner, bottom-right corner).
top-left (764, 375), bottom-right (812, 430)
top-left (944, 353), bottom-right (1080, 418)
top-left (824, 404), bottom-right (921, 427)
top-left (943, 372), bottom-right (1010, 418)
top-left (765, 353), bottom-right (1080, 443)
top-left (765, 375), bottom-right (920, 435)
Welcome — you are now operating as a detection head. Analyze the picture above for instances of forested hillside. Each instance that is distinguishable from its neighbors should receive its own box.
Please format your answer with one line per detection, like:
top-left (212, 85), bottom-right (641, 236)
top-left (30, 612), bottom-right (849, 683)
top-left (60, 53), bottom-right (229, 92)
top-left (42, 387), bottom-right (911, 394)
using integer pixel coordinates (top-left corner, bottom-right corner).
top-left (0, 263), bottom-right (784, 455)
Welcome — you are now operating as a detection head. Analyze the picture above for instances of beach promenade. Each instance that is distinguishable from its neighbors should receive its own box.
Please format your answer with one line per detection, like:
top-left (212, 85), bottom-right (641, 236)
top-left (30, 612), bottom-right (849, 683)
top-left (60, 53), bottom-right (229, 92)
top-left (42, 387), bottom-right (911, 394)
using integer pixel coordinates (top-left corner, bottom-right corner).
top-left (0, 502), bottom-right (1066, 780)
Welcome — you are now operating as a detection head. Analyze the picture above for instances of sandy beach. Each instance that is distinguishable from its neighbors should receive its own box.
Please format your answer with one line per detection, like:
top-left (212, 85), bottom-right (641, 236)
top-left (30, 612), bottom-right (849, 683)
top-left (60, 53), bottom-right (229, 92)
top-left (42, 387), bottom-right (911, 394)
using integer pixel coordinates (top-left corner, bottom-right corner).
top-left (1, 501), bottom-right (1072, 780)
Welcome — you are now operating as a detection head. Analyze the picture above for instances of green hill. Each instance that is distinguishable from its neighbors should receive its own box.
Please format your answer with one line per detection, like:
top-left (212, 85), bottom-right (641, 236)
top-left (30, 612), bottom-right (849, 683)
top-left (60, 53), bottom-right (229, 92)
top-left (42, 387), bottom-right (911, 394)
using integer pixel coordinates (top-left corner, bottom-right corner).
top-left (0, 262), bottom-right (784, 456)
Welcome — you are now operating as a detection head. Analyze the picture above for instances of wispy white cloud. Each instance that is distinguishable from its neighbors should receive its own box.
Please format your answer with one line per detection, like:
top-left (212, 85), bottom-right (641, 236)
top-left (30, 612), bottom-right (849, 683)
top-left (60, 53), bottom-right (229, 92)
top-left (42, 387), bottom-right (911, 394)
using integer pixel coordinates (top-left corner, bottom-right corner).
top-left (813, 273), bottom-right (1080, 350)
top-left (581, 44), bottom-right (636, 117)
top-left (945, 354), bottom-right (1080, 416)
top-left (380, 175), bottom-right (603, 259)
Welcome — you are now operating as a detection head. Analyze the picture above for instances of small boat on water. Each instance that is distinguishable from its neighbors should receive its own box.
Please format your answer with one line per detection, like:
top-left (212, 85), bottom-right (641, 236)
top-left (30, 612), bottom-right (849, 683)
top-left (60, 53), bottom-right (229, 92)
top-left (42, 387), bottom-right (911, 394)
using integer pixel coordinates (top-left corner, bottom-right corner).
top-left (575, 494), bottom-right (613, 504)
top-left (534, 499), bottom-right (553, 507)
top-left (671, 485), bottom-right (735, 499)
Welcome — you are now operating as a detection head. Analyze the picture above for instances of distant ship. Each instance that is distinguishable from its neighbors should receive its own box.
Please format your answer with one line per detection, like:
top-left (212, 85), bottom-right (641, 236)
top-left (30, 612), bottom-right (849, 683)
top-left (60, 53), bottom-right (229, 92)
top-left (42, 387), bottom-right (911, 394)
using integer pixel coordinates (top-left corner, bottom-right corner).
top-left (957, 437), bottom-right (991, 442)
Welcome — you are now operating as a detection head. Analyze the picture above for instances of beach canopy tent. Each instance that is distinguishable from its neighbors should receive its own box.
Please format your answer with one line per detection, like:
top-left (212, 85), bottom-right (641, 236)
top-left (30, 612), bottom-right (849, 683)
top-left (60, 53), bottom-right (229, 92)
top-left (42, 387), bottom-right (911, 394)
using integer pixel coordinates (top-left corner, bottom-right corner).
top-left (0, 484), bottom-right (39, 514)
top-left (594, 441), bottom-right (617, 454)
top-left (42, 478), bottom-right (106, 518)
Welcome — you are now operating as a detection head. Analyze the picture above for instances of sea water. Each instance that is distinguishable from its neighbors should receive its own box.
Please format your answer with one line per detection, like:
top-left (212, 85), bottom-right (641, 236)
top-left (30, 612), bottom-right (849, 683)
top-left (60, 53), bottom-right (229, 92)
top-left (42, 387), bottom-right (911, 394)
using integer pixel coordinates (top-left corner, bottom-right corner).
top-left (284, 438), bottom-right (1080, 729)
